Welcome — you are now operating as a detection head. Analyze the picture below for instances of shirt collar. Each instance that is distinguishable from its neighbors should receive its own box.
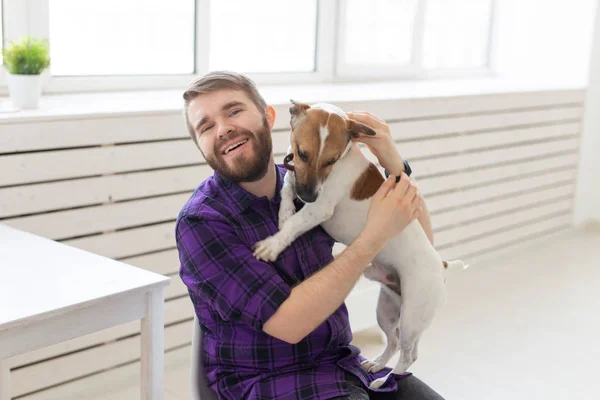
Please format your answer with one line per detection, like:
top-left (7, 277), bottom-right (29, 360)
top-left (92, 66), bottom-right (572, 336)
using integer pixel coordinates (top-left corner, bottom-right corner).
top-left (213, 164), bottom-right (285, 215)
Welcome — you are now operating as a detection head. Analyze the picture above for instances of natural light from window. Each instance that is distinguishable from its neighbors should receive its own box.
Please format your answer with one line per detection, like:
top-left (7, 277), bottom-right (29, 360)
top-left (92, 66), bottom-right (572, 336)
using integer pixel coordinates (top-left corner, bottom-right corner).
top-left (209, 0), bottom-right (318, 73)
top-left (422, 0), bottom-right (493, 69)
top-left (342, 0), bottom-right (417, 66)
top-left (48, 0), bottom-right (195, 76)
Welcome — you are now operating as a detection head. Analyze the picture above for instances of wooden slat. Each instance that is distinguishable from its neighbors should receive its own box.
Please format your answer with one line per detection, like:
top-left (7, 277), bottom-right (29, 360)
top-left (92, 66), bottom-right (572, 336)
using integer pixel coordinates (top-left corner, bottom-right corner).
top-left (3, 193), bottom-right (190, 241)
top-left (407, 137), bottom-right (580, 178)
top-left (9, 296), bottom-right (193, 367)
top-left (0, 114), bottom-right (186, 153)
top-left (389, 107), bottom-right (581, 141)
top-left (426, 169), bottom-right (577, 213)
top-left (416, 153), bottom-right (579, 195)
top-left (330, 89), bottom-right (584, 123)
top-left (0, 165), bottom-right (207, 219)
top-left (432, 184), bottom-right (575, 231)
top-left (164, 274), bottom-right (188, 300)
top-left (0, 140), bottom-right (199, 187)
top-left (11, 320), bottom-right (193, 398)
top-left (440, 214), bottom-right (573, 261)
top-left (396, 123), bottom-right (578, 160)
top-left (435, 199), bottom-right (572, 249)
top-left (120, 249), bottom-right (180, 276)
top-left (62, 222), bottom-right (175, 260)
top-left (16, 346), bottom-right (192, 400)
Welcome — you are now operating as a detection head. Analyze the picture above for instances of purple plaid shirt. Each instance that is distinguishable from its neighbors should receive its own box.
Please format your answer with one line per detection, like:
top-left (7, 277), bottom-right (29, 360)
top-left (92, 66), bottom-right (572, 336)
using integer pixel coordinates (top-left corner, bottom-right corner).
top-left (176, 164), bottom-right (405, 399)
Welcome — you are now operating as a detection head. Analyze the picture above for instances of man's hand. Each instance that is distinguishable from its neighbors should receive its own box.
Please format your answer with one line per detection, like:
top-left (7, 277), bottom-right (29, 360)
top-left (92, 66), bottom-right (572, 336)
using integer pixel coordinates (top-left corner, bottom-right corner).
top-left (346, 111), bottom-right (405, 176)
top-left (359, 172), bottom-right (423, 252)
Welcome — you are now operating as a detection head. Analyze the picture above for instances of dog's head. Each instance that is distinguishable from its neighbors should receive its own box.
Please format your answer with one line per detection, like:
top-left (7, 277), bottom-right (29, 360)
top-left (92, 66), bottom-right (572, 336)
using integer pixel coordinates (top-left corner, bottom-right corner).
top-left (285, 100), bottom-right (375, 202)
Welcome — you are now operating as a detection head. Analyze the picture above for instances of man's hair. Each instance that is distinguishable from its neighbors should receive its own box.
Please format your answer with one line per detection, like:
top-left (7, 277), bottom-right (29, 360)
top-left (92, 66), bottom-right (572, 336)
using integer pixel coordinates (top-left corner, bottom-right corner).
top-left (182, 71), bottom-right (268, 146)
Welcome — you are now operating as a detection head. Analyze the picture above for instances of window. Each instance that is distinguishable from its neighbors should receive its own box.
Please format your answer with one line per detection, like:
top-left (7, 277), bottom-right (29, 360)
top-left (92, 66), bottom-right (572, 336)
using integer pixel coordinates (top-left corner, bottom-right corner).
top-left (337, 0), bottom-right (494, 78)
top-left (48, 0), bottom-right (195, 76)
top-left (340, 0), bottom-right (418, 68)
top-left (1, 0), bottom-right (500, 93)
top-left (209, 0), bottom-right (318, 73)
top-left (422, 0), bottom-right (493, 69)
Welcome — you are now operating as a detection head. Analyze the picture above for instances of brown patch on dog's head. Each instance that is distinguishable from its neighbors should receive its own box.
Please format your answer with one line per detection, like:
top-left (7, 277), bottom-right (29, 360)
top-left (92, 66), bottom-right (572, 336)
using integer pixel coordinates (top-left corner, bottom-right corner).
top-left (351, 163), bottom-right (385, 201)
top-left (287, 101), bottom-right (376, 202)
top-left (443, 261), bottom-right (448, 269)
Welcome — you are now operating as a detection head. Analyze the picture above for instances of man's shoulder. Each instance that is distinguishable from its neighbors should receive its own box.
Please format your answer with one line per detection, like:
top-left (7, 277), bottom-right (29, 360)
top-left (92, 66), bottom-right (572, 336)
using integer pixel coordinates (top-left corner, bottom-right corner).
top-left (176, 175), bottom-right (229, 227)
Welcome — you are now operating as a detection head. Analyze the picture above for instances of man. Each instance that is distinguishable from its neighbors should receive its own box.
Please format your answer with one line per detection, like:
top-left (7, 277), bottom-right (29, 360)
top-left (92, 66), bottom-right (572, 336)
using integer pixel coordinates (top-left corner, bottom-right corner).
top-left (176, 71), bottom-right (444, 400)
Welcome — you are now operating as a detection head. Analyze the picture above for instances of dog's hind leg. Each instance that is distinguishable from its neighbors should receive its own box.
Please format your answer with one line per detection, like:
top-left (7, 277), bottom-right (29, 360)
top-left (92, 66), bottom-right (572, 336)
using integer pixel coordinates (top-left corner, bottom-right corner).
top-left (361, 285), bottom-right (402, 374)
top-left (369, 285), bottom-right (443, 389)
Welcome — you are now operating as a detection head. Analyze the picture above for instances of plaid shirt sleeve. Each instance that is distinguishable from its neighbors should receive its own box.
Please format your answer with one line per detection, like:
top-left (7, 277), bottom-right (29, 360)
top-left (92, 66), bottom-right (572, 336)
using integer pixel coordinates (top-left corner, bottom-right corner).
top-left (176, 215), bottom-right (292, 331)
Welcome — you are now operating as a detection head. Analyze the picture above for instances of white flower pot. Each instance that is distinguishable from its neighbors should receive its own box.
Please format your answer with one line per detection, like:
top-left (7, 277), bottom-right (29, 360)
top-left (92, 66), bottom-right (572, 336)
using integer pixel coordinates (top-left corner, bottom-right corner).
top-left (6, 73), bottom-right (43, 110)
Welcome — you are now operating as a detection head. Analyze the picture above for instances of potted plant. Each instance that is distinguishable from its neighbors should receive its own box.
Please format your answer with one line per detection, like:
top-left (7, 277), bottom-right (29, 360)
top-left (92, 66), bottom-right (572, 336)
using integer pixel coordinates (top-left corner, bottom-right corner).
top-left (2, 36), bottom-right (51, 109)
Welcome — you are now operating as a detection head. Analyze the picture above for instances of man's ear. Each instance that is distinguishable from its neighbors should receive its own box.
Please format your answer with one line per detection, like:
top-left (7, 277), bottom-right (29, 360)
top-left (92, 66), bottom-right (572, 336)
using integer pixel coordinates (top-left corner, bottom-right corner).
top-left (265, 105), bottom-right (276, 130)
top-left (347, 119), bottom-right (376, 138)
top-left (289, 99), bottom-right (310, 129)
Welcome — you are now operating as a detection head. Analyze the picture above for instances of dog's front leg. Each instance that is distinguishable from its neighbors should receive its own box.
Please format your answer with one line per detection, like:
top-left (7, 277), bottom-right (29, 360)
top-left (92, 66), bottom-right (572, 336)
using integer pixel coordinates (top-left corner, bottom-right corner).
top-left (278, 171), bottom-right (297, 230)
top-left (253, 200), bottom-right (335, 262)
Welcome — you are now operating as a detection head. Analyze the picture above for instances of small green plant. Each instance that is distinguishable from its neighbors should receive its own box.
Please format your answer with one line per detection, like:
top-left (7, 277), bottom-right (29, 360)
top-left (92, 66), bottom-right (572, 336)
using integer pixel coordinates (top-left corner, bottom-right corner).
top-left (2, 36), bottom-right (51, 75)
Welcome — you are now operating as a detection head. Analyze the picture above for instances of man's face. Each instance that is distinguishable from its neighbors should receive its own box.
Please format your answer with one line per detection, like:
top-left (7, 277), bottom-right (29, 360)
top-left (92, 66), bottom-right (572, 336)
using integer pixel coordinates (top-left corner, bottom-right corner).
top-left (187, 89), bottom-right (274, 183)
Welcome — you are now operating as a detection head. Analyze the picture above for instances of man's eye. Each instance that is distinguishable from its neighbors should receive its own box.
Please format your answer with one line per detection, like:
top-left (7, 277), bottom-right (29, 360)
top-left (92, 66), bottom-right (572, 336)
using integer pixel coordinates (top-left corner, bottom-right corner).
top-left (201, 124), bottom-right (213, 133)
top-left (231, 109), bottom-right (242, 116)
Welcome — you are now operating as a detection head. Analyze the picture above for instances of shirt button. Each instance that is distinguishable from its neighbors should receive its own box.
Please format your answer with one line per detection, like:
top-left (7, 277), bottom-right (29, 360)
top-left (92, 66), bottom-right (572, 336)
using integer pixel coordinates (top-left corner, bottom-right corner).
top-left (301, 255), bottom-right (306, 262)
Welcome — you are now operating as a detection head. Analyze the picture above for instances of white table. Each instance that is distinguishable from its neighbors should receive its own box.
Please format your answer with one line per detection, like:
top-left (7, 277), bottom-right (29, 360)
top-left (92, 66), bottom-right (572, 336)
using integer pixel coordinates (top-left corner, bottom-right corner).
top-left (0, 224), bottom-right (171, 399)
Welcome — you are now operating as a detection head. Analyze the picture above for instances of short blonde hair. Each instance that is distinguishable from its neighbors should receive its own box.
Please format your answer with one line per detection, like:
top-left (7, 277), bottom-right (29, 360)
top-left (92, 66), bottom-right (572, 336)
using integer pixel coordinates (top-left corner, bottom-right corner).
top-left (182, 71), bottom-right (267, 145)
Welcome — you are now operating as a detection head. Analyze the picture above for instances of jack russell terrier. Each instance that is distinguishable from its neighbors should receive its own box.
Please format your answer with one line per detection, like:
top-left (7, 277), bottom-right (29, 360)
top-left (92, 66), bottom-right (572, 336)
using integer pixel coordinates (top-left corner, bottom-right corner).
top-left (252, 101), bottom-right (467, 389)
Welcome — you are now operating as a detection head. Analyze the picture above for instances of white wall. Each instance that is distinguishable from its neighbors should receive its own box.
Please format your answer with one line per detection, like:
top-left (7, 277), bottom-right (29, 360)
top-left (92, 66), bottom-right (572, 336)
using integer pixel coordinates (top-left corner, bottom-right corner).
top-left (492, 0), bottom-right (597, 84)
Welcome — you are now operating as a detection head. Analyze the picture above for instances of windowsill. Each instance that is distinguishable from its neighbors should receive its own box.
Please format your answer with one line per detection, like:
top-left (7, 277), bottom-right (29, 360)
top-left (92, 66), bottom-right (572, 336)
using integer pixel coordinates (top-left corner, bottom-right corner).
top-left (0, 75), bottom-right (587, 123)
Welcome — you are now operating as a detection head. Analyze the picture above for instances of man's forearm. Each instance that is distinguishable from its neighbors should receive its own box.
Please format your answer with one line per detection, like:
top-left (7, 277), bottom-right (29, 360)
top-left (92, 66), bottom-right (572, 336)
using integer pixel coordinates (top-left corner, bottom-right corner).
top-left (263, 235), bottom-right (380, 344)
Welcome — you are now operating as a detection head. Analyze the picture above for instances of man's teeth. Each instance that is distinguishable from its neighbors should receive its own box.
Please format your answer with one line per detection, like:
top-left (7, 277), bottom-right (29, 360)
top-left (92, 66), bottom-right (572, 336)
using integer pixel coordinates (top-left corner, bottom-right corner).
top-left (225, 139), bottom-right (248, 154)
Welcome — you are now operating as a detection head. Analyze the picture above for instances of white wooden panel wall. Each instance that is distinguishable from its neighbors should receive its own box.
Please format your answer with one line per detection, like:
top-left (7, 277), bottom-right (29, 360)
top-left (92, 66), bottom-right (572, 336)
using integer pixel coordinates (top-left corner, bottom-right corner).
top-left (0, 89), bottom-right (584, 398)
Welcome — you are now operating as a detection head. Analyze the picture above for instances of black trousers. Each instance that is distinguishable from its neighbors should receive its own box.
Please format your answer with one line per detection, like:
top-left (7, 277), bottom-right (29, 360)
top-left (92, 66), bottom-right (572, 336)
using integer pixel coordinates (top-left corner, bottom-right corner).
top-left (331, 373), bottom-right (445, 400)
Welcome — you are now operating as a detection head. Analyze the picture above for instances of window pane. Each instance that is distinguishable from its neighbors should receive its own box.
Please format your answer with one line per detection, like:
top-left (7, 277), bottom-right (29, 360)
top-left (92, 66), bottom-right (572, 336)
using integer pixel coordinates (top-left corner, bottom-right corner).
top-left (342, 0), bottom-right (418, 66)
top-left (209, 0), bottom-right (317, 73)
top-left (423, 0), bottom-right (493, 69)
top-left (49, 0), bottom-right (195, 76)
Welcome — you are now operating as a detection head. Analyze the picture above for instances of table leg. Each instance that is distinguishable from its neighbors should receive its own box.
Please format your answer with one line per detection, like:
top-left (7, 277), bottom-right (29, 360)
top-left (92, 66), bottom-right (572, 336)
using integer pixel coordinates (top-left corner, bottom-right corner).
top-left (141, 288), bottom-right (165, 400)
top-left (0, 360), bottom-right (10, 400)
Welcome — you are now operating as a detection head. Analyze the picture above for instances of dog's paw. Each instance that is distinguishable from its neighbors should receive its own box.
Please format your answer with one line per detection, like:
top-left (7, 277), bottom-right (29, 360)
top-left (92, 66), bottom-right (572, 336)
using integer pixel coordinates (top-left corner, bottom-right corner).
top-left (252, 236), bottom-right (285, 262)
top-left (368, 375), bottom-right (389, 390)
top-left (278, 203), bottom-right (296, 230)
top-left (361, 358), bottom-right (386, 373)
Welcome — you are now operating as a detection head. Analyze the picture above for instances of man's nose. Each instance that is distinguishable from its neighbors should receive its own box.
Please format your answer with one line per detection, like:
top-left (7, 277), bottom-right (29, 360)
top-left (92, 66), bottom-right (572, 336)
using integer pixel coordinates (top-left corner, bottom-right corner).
top-left (216, 123), bottom-right (235, 139)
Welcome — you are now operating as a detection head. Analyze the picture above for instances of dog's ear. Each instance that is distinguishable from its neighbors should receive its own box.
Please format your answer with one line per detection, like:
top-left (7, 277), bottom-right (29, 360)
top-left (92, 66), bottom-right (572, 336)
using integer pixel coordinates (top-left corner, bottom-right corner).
top-left (289, 100), bottom-right (310, 116)
top-left (289, 100), bottom-right (310, 130)
top-left (347, 119), bottom-right (377, 139)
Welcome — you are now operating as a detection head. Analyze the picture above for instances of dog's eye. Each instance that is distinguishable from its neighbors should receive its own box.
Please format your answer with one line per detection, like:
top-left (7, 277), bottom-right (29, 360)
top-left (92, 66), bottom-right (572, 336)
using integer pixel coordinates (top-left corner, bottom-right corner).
top-left (298, 150), bottom-right (308, 162)
top-left (326, 158), bottom-right (338, 166)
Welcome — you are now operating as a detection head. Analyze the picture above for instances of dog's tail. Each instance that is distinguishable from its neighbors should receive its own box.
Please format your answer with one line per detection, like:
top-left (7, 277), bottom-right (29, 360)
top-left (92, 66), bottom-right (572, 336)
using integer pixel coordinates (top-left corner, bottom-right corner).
top-left (443, 260), bottom-right (469, 271)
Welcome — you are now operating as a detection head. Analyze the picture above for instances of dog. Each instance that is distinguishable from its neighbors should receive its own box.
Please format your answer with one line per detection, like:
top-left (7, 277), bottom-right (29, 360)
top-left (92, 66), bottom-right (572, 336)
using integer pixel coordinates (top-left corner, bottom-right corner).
top-left (252, 101), bottom-right (467, 388)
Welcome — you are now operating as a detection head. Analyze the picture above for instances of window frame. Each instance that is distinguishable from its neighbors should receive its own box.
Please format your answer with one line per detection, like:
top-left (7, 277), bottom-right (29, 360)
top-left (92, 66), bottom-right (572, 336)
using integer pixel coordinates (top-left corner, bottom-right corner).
top-left (0, 0), bottom-right (495, 95)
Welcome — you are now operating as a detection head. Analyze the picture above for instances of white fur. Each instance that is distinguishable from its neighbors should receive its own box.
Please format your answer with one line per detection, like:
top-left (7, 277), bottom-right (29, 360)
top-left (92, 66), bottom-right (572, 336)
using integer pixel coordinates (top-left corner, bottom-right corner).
top-left (253, 104), bottom-right (467, 388)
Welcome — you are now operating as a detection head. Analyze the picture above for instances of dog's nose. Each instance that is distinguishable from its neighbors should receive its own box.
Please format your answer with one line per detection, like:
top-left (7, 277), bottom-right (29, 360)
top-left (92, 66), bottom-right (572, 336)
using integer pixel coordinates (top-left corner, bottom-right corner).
top-left (298, 191), bottom-right (318, 203)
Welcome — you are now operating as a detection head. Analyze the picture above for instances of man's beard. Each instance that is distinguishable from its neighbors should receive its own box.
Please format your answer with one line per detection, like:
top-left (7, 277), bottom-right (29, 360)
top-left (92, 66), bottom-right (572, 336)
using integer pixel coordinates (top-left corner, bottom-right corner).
top-left (203, 118), bottom-right (273, 184)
